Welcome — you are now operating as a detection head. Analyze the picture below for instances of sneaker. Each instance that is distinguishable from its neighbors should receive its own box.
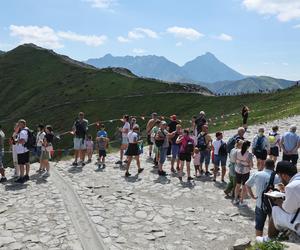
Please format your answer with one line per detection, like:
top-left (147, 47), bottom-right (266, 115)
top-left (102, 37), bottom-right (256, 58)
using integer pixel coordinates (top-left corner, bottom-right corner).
top-left (158, 170), bottom-right (167, 176)
top-left (233, 199), bottom-right (239, 205)
top-left (86, 159), bottom-right (92, 164)
top-left (123, 160), bottom-right (128, 164)
top-left (187, 177), bottom-right (193, 181)
top-left (72, 161), bottom-right (78, 166)
top-left (221, 179), bottom-right (226, 183)
top-left (81, 162), bottom-right (86, 167)
top-left (138, 168), bottom-right (144, 174)
top-left (23, 175), bottom-right (29, 182)
top-left (239, 201), bottom-right (248, 207)
top-left (41, 171), bottom-right (50, 178)
top-left (15, 177), bottom-right (24, 184)
top-left (178, 176), bottom-right (183, 182)
top-left (212, 178), bottom-right (216, 182)
top-left (205, 171), bottom-right (211, 176)
top-left (115, 160), bottom-right (122, 165)
top-left (102, 164), bottom-right (106, 169)
top-left (36, 169), bottom-right (42, 173)
top-left (125, 172), bottom-right (131, 177)
top-left (0, 177), bottom-right (7, 183)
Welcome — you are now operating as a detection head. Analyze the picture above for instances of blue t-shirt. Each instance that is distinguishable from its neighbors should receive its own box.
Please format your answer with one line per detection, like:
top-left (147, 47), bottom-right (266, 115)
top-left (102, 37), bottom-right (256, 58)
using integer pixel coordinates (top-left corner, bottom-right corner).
top-left (97, 130), bottom-right (107, 138)
top-left (282, 132), bottom-right (299, 153)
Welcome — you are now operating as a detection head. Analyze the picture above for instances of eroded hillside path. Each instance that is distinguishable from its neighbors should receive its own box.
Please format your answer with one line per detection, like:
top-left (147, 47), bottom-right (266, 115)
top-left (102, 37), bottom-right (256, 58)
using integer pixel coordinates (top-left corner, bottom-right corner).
top-left (1, 115), bottom-right (299, 250)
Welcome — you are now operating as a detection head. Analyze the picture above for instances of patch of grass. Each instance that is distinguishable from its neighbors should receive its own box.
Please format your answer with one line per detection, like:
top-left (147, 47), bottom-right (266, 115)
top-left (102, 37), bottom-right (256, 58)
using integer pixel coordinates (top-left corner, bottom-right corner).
top-left (247, 240), bottom-right (287, 250)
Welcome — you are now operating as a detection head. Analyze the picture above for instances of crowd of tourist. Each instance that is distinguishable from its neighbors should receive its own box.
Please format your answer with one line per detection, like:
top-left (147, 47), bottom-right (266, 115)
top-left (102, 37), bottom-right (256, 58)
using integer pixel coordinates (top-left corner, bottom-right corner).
top-left (0, 107), bottom-right (299, 241)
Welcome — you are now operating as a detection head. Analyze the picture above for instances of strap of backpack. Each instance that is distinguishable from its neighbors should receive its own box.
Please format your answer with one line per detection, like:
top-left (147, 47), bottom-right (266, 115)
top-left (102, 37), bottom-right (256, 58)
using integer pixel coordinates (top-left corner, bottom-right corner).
top-left (291, 208), bottom-right (300, 224)
top-left (268, 171), bottom-right (276, 188)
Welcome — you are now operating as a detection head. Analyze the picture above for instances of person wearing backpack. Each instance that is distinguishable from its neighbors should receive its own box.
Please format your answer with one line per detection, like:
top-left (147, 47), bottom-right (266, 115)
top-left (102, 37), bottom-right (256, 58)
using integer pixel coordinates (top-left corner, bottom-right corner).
top-left (252, 128), bottom-right (270, 171)
top-left (15, 119), bottom-right (31, 183)
top-left (268, 126), bottom-right (281, 162)
top-left (212, 132), bottom-right (227, 182)
top-left (176, 129), bottom-right (194, 182)
top-left (146, 112), bottom-right (158, 159)
top-left (246, 159), bottom-right (280, 237)
top-left (195, 111), bottom-right (207, 134)
top-left (72, 112), bottom-right (89, 167)
top-left (198, 125), bottom-right (212, 176)
top-left (150, 120), bottom-right (161, 167)
top-left (226, 127), bottom-right (245, 154)
top-left (169, 124), bottom-right (182, 173)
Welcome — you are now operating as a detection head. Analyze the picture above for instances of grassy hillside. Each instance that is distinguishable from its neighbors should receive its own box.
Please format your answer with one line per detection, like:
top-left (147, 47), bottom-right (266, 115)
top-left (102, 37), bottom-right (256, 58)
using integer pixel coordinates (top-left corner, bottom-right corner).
top-left (0, 44), bottom-right (300, 153)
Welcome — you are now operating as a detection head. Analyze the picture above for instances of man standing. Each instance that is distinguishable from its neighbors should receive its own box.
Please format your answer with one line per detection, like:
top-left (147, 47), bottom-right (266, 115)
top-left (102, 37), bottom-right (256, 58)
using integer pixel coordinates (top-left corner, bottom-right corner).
top-left (72, 112), bottom-right (88, 167)
top-left (198, 125), bottom-right (212, 176)
top-left (15, 119), bottom-right (30, 183)
top-left (195, 111), bottom-right (207, 134)
top-left (146, 112), bottom-right (158, 159)
top-left (0, 125), bottom-right (7, 183)
top-left (280, 125), bottom-right (300, 167)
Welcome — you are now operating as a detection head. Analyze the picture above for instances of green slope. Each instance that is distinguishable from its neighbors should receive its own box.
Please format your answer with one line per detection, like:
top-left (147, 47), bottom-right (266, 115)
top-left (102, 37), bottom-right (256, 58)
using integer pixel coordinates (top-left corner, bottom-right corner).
top-left (0, 44), bottom-right (300, 151)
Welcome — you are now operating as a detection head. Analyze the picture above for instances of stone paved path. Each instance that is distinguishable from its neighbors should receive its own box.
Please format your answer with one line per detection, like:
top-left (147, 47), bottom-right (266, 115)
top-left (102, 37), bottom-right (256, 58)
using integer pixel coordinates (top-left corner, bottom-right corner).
top-left (0, 115), bottom-right (299, 249)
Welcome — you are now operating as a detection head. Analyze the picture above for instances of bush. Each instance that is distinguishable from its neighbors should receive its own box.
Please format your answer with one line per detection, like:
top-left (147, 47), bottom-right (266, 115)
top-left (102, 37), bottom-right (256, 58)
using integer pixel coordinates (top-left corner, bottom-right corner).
top-left (248, 240), bottom-right (287, 250)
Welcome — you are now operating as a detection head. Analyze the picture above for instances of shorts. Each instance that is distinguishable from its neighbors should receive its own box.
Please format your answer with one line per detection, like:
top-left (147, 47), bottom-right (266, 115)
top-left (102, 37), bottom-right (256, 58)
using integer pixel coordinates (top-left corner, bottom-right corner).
top-left (99, 150), bottom-right (107, 157)
top-left (213, 154), bottom-right (227, 167)
top-left (282, 154), bottom-right (299, 167)
top-left (255, 207), bottom-right (268, 231)
top-left (171, 144), bottom-right (180, 159)
top-left (0, 149), bottom-right (3, 168)
top-left (200, 150), bottom-right (211, 165)
top-left (269, 147), bottom-right (279, 157)
top-left (74, 137), bottom-right (86, 150)
top-left (41, 150), bottom-right (50, 160)
top-left (159, 147), bottom-right (168, 165)
top-left (122, 136), bottom-right (129, 145)
top-left (17, 151), bottom-right (30, 165)
top-left (125, 143), bottom-right (139, 156)
top-left (235, 172), bottom-right (250, 185)
top-left (147, 135), bottom-right (153, 145)
top-left (36, 146), bottom-right (42, 158)
top-left (179, 153), bottom-right (192, 162)
top-left (254, 150), bottom-right (268, 160)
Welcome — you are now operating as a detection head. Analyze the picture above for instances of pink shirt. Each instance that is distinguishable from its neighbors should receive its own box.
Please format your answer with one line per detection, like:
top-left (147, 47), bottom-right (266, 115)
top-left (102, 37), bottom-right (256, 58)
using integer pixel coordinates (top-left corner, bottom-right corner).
top-left (193, 152), bottom-right (200, 165)
top-left (86, 140), bottom-right (94, 150)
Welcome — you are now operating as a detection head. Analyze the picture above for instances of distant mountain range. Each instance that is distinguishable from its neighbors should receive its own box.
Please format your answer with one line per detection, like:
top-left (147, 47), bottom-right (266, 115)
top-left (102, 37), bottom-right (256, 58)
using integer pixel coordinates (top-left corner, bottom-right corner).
top-left (0, 50), bottom-right (5, 55)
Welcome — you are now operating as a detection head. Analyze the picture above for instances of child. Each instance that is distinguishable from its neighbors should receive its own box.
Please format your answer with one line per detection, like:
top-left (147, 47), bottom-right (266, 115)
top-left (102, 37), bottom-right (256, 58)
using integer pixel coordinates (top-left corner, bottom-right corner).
top-left (86, 135), bottom-right (94, 163)
top-left (193, 147), bottom-right (201, 177)
top-left (96, 124), bottom-right (108, 168)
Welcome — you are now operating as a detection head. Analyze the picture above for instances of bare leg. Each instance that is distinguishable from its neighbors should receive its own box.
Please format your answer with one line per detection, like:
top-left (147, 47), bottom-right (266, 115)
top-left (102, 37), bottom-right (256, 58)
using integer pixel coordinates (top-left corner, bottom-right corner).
top-left (186, 162), bottom-right (191, 178)
top-left (268, 216), bottom-right (279, 238)
top-left (135, 156), bottom-right (141, 170)
top-left (74, 150), bottom-right (79, 162)
top-left (19, 165), bottom-right (25, 177)
top-left (0, 168), bottom-right (5, 177)
top-left (221, 166), bottom-right (226, 181)
top-left (234, 184), bottom-right (241, 201)
top-left (126, 156), bottom-right (132, 173)
top-left (25, 163), bottom-right (30, 176)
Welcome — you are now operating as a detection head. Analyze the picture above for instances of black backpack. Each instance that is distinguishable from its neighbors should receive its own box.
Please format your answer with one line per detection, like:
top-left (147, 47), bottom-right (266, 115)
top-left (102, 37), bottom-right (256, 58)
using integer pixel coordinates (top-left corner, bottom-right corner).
top-left (75, 120), bottom-right (87, 138)
top-left (218, 141), bottom-right (227, 156)
top-left (23, 129), bottom-right (36, 150)
top-left (155, 130), bottom-right (165, 148)
top-left (197, 133), bottom-right (207, 151)
top-left (226, 135), bottom-right (238, 154)
top-left (261, 172), bottom-right (278, 215)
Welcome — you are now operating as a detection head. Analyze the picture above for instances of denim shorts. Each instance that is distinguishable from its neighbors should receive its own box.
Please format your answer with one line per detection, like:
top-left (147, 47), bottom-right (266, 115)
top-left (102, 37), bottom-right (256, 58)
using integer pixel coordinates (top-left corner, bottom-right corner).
top-left (159, 147), bottom-right (168, 164)
top-left (255, 207), bottom-right (268, 231)
top-left (213, 154), bottom-right (227, 167)
top-left (171, 144), bottom-right (180, 159)
top-left (200, 150), bottom-right (210, 165)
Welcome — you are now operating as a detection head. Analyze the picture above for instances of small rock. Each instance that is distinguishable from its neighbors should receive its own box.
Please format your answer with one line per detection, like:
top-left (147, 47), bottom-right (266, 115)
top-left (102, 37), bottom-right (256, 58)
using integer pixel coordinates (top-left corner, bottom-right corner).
top-left (0, 236), bottom-right (16, 247)
top-left (233, 238), bottom-right (251, 250)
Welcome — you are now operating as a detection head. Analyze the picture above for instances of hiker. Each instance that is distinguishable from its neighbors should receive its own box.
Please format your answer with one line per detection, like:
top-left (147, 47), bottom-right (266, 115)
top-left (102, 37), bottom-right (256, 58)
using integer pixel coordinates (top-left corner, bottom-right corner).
top-left (96, 124), bottom-right (108, 168)
top-left (191, 115), bottom-right (198, 137)
top-left (193, 147), bottom-right (201, 177)
top-left (280, 125), bottom-right (300, 167)
top-left (176, 129), bottom-right (194, 182)
top-left (241, 106), bottom-right (249, 131)
top-left (212, 131), bottom-right (228, 182)
top-left (10, 123), bottom-right (20, 178)
top-left (234, 140), bottom-right (253, 206)
top-left (15, 119), bottom-right (31, 183)
top-left (167, 115), bottom-right (179, 157)
top-left (268, 161), bottom-right (300, 237)
top-left (169, 124), bottom-right (182, 173)
top-left (268, 126), bottom-right (281, 162)
top-left (72, 112), bottom-right (89, 167)
top-left (40, 125), bottom-right (54, 178)
top-left (224, 140), bottom-right (243, 197)
top-left (0, 125), bottom-right (7, 183)
top-left (150, 120), bottom-right (161, 167)
top-left (116, 115), bottom-right (130, 165)
top-left (246, 159), bottom-right (280, 237)
top-left (146, 112), bottom-right (158, 159)
top-left (36, 124), bottom-right (45, 172)
top-left (125, 125), bottom-right (144, 177)
top-left (195, 111), bottom-right (207, 134)
top-left (155, 121), bottom-right (173, 176)
top-left (252, 128), bottom-right (270, 171)
top-left (198, 125), bottom-right (212, 176)
top-left (226, 127), bottom-right (246, 154)
top-left (86, 135), bottom-right (94, 164)
top-left (130, 117), bottom-right (138, 130)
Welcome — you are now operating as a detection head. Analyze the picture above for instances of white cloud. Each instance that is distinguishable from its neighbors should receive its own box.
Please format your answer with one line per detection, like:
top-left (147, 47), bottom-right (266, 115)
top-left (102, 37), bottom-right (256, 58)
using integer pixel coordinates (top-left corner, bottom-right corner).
top-left (9, 25), bottom-right (63, 49)
top-left (282, 62), bottom-right (289, 66)
top-left (243, 0), bottom-right (300, 22)
top-left (58, 31), bottom-right (107, 46)
top-left (175, 42), bottom-right (183, 47)
top-left (132, 48), bottom-right (146, 54)
top-left (166, 26), bottom-right (204, 41)
top-left (293, 24), bottom-right (300, 29)
top-left (84, 0), bottom-right (117, 9)
top-left (117, 27), bottom-right (158, 43)
top-left (216, 33), bottom-right (233, 41)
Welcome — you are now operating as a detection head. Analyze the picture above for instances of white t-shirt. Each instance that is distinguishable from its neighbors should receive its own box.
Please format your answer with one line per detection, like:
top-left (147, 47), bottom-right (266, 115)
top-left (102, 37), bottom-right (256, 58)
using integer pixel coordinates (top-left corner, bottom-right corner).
top-left (122, 122), bottom-right (130, 138)
top-left (15, 129), bottom-right (29, 154)
top-left (36, 131), bottom-right (46, 147)
top-left (213, 139), bottom-right (224, 155)
top-left (128, 131), bottom-right (138, 143)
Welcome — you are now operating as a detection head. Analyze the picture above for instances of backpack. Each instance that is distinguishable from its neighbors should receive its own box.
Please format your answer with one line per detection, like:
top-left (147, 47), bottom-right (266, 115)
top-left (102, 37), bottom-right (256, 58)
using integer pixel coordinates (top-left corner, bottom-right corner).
top-left (75, 120), bottom-right (87, 138)
top-left (23, 129), bottom-right (36, 150)
top-left (185, 139), bottom-right (194, 154)
top-left (226, 135), bottom-right (238, 154)
top-left (261, 172), bottom-right (278, 215)
top-left (197, 133), bottom-right (207, 151)
top-left (218, 141), bottom-right (227, 156)
top-left (255, 136), bottom-right (265, 153)
top-left (268, 132), bottom-right (277, 145)
top-left (155, 130), bottom-right (165, 148)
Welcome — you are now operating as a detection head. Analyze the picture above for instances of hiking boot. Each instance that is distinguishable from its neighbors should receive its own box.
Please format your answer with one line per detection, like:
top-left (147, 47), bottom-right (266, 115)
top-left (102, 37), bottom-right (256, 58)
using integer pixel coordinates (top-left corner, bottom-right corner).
top-left (81, 162), bottom-right (86, 167)
top-left (102, 164), bottom-right (106, 169)
top-left (115, 160), bottom-right (122, 165)
top-left (138, 168), bottom-right (144, 174)
top-left (205, 171), bottom-right (211, 176)
top-left (233, 199), bottom-right (239, 205)
top-left (72, 161), bottom-right (78, 166)
top-left (125, 172), bottom-right (131, 177)
top-left (15, 177), bottom-right (24, 184)
top-left (0, 177), bottom-right (7, 183)
top-left (23, 175), bottom-right (29, 182)
top-left (187, 177), bottom-right (193, 181)
top-left (158, 170), bottom-right (167, 176)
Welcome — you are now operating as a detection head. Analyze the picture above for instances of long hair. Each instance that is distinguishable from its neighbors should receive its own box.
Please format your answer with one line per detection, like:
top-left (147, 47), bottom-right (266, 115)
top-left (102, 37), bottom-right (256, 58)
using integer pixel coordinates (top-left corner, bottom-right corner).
top-left (241, 141), bottom-right (251, 156)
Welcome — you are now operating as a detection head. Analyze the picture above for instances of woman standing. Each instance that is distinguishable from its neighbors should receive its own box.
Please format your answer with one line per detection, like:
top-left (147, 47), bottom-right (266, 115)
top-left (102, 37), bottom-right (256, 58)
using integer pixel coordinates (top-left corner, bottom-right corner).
top-left (125, 125), bottom-right (144, 177)
top-left (241, 106), bottom-right (249, 131)
top-left (40, 125), bottom-right (54, 178)
top-left (234, 141), bottom-right (253, 206)
top-left (116, 115), bottom-right (130, 165)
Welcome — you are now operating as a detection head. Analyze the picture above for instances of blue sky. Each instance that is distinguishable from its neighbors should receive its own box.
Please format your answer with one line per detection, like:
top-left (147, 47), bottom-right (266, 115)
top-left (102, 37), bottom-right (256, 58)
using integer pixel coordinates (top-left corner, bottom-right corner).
top-left (1, 0), bottom-right (300, 80)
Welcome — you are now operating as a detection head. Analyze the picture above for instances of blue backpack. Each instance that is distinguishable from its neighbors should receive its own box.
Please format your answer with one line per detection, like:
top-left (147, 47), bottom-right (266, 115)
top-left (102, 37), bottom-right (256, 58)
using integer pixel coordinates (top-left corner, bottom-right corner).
top-left (255, 136), bottom-right (265, 153)
top-left (197, 133), bottom-right (207, 151)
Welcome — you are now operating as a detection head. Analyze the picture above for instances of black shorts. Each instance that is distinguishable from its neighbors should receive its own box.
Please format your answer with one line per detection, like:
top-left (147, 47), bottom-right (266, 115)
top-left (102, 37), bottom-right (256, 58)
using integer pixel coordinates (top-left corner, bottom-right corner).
top-left (235, 172), bottom-right (250, 185)
top-left (283, 154), bottom-right (299, 167)
top-left (125, 143), bottom-right (139, 156)
top-left (17, 151), bottom-right (30, 165)
top-left (147, 135), bottom-right (153, 145)
top-left (254, 150), bottom-right (268, 160)
top-left (99, 150), bottom-right (106, 157)
top-left (269, 147), bottom-right (279, 157)
top-left (179, 153), bottom-right (192, 162)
